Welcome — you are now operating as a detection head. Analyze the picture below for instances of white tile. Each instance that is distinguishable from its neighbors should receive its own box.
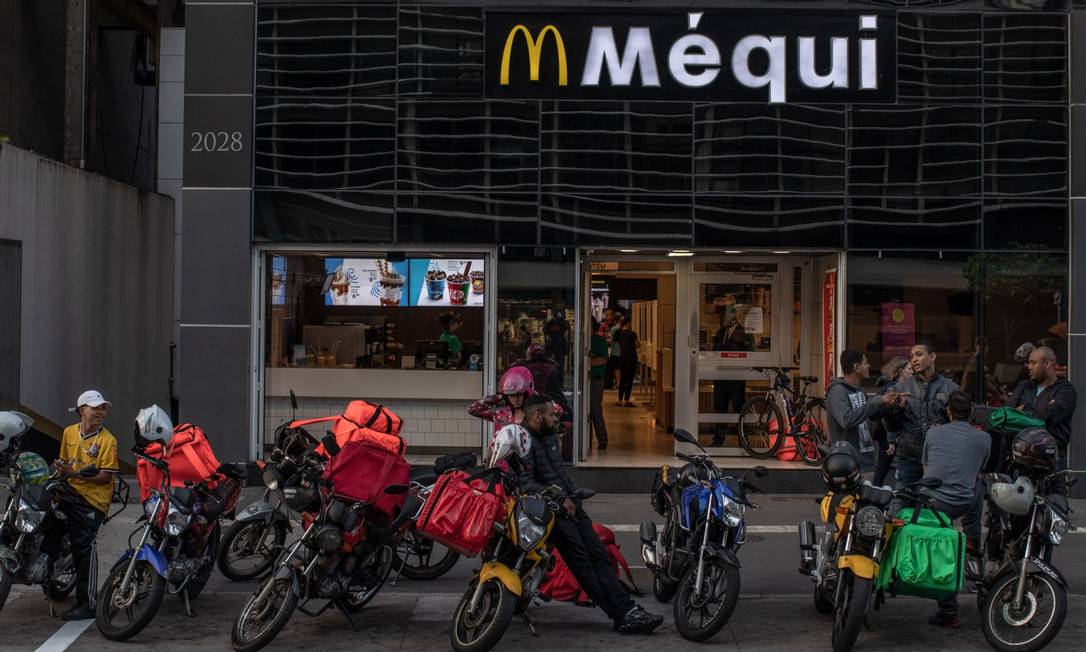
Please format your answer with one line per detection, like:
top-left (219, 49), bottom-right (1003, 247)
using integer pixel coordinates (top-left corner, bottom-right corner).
top-left (161, 28), bottom-right (186, 56)
top-left (414, 419), bottom-right (431, 433)
top-left (160, 54), bottom-right (185, 83)
top-left (425, 408), bottom-right (440, 420)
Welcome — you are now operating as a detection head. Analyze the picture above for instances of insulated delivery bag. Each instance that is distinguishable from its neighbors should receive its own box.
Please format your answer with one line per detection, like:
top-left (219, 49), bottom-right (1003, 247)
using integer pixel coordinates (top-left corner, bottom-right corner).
top-left (321, 439), bottom-right (410, 519)
top-left (875, 507), bottom-right (965, 600)
top-left (136, 423), bottom-right (223, 501)
top-left (414, 468), bottom-right (506, 556)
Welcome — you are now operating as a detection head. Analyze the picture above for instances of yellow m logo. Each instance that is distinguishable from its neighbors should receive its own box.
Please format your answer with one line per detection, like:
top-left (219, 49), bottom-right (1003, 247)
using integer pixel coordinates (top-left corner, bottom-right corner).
top-left (499, 24), bottom-right (568, 86)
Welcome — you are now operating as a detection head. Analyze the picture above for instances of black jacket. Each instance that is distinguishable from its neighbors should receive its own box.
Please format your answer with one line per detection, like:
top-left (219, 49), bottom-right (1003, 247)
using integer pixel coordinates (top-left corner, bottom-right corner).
top-left (886, 372), bottom-right (959, 462)
top-left (523, 424), bottom-right (578, 499)
top-left (1010, 378), bottom-right (1076, 447)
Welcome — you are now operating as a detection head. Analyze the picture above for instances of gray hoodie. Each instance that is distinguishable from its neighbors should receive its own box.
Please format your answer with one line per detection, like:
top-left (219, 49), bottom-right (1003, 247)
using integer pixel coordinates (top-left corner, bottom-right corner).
top-left (826, 378), bottom-right (889, 468)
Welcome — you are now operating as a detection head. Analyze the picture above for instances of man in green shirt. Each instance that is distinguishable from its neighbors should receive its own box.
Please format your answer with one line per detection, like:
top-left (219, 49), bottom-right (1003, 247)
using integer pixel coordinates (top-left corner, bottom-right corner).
top-left (589, 319), bottom-right (610, 449)
top-left (438, 312), bottom-right (463, 367)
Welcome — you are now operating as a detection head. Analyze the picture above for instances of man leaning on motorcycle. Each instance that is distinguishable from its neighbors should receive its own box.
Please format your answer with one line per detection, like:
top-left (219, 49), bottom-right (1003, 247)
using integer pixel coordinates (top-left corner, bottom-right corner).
top-left (517, 394), bottom-right (663, 634)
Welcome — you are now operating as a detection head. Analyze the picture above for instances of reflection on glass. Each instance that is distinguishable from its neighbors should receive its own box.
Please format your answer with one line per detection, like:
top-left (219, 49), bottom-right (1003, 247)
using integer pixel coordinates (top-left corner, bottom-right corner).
top-left (698, 284), bottom-right (772, 353)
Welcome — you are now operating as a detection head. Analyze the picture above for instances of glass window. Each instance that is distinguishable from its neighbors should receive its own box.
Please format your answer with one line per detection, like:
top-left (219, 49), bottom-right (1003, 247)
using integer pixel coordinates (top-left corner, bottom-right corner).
top-left (984, 106), bottom-right (1067, 199)
top-left (398, 6), bottom-right (484, 97)
top-left (897, 14), bottom-right (981, 103)
top-left (983, 14), bottom-right (1067, 104)
top-left (697, 283), bottom-right (773, 354)
top-left (694, 195), bottom-right (844, 248)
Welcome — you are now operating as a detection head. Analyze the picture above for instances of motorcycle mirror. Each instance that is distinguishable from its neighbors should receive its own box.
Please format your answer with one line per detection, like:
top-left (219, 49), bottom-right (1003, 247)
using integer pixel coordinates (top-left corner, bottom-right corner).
top-left (289, 390), bottom-right (298, 418)
top-left (78, 465), bottom-right (100, 478)
top-left (574, 488), bottom-right (596, 501)
top-left (322, 432), bottom-right (340, 457)
top-left (672, 428), bottom-right (698, 446)
top-left (753, 466), bottom-right (769, 478)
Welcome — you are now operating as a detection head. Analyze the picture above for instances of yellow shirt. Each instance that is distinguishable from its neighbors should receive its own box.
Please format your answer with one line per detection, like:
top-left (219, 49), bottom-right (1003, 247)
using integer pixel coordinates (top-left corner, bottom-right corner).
top-left (59, 424), bottom-right (119, 514)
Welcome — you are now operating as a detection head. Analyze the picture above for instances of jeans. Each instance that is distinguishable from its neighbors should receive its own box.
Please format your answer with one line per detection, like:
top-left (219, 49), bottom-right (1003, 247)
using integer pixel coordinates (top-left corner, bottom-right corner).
top-left (618, 357), bottom-right (637, 402)
top-left (929, 490), bottom-right (984, 616)
top-left (58, 494), bottom-right (104, 607)
top-left (552, 508), bottom-right (635, 620)
top-left (894, 458), bottom-right (925, 509)
top-left (589, 376), bottom-right (608, 447)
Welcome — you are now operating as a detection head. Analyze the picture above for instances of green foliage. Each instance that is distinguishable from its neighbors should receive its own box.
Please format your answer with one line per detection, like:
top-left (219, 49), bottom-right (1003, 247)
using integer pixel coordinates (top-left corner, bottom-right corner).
top-left (962, 246), bottom-right (1064, 307)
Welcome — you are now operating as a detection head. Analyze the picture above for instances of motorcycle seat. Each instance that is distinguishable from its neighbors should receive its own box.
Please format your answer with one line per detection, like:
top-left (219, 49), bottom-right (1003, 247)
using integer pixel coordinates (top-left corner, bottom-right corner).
top-left (217, 463), bottom-right (249, 481)
top-left (409, 468), bottom-right (437, 485)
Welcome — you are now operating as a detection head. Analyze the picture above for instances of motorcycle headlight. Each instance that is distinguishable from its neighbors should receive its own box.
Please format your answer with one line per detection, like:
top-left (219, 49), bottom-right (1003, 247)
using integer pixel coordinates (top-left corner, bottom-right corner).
top-left (516, 512), bottom-right (547, 551)
top-left (1048, 512), bottom-right (1068, 546)
top-left (854, 506), bottom-right (886, 538)
top-left (262, 467), bottom-right (280, 491)
top-left (15, 499), bottom-right (46, 533)
top-left (721, 497), bottom-right (745, 528)
top-left (143, 494), bottom-right (161, 520)
top-left (309, 524), bottom-right (343, 552)
top-left (163, 502), bottom-right (192, 537)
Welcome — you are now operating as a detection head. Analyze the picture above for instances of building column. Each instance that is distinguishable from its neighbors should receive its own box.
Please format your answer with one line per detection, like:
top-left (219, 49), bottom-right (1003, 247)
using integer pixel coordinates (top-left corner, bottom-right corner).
top-left (1069, 10), bottom-right (1085, 493)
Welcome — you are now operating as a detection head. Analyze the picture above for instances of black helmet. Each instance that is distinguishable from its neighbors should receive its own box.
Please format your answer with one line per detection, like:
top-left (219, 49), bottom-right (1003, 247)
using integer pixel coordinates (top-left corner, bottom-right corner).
top-left (1012, 428), bottom-right (1058, 472)
top-left (822, 441), bottom-right (861, 491)
top-left (677, 462), bottom-right (711, 487)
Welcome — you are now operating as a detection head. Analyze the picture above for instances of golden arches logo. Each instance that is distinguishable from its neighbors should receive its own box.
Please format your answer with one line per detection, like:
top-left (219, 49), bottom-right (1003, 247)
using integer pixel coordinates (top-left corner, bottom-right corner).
top-left (499, 24), bottom-right (568, 86)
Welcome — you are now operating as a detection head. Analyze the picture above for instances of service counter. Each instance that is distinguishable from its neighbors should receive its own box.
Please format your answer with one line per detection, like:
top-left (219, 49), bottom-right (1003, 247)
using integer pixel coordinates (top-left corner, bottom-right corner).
top-left (265, 367), bottom-right (483, 401)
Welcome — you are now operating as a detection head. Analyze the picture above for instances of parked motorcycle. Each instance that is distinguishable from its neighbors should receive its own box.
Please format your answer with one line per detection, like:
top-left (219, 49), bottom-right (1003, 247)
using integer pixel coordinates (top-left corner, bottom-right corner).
top-left (230, 435), bottom-right (415, 652)
top-left (96, 438), bottom-right (244, 641)
top-left (640, 428), bottom-right (766, 642)
top-left (975, 426), bottom-right (1074, 652)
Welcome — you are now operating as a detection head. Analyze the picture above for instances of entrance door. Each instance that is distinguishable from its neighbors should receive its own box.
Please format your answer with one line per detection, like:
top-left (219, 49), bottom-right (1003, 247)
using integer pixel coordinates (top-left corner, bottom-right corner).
top-left (688, 263), bottom-right (792, 453)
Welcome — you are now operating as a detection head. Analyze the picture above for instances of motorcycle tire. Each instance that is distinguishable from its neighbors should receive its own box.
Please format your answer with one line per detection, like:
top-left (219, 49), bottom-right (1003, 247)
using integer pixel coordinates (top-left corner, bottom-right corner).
top-left (0, 565), bottom-right (12, 612)
top-left (341, 545), bottom-right (393, 614)
top-left (95, 560), bottom-right (167, 642)
top-left (652, 572), bottom-right (678, 604)
top-left (673, 556), bottom-right (741, 642)
top-left (450, 579), bottom-right (517, 652)
top-left (391, 535), bottom-right (460, 581)
top-left (814, 584), bottom-right (834, 615)
top-left (218, 519), bottom-right (288, 582)
top-left (831, 570), bottom-right (872, 652)
top-left (181, 526), bottom-right (220, 601)
top-left (981, 570), bottom-right (1067, 652)
top-left (231, 576), bottom-right (298, 652)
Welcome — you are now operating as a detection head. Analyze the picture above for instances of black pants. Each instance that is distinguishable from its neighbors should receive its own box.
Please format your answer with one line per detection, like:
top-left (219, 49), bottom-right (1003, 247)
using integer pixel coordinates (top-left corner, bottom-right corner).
top-left (618, 357), bottom-right (637, 402)
top-left (928, 492), bottom-right (984, 616)
top-left (552, 508), bottom-right (634, 620)
top-left (604, 357), bottom-right (620, 390)
top-left (871, 429), bottom-right (895, 487)
top-left (712, 380), bottom-right (746, 445)
top-left (58, 494), bottom-right (104, 607)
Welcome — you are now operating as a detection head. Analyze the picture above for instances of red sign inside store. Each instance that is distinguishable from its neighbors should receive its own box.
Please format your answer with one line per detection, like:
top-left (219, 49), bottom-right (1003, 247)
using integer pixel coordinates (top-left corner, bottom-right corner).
top-left (720, 352), bottom-right (748, 359)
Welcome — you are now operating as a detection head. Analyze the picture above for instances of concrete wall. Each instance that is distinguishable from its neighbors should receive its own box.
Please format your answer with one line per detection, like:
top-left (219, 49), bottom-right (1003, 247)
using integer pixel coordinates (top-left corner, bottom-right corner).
top-left (0, 144), bottom-right (174, 462)
top-left (0, 0), bottom-right (66, 161)
top-left (1071, 10), bottom-right (1085, 490)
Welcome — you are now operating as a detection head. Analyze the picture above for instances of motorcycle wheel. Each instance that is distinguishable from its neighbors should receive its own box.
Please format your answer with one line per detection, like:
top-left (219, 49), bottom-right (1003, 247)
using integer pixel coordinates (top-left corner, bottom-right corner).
top-left (450, 578), bottom-right (517, 652)
top-left (95, 559), bottom-right (167, 642)
top-left (231, 576), bottom-right (298, 652)
top-left (0, 565), bottom-right (12, 611)
top-left (181, 526), bottom-right (220, 601)
top-left (831, 569), bottom-right (872, 652)
top-left (981, 570), bottom-right (1067, 652)
top-left (391, 533), bottom-right (460, 581)
top-left (342, 544), bottom-right (393, 613)
top-left (217, 520), bottom-right (288, 582)
top-left (652, 571), bottom-right (678, 604)
top-left (814, 584), bottom-right (834, 615)
top-left (673, 556), bottom-right (741, 642)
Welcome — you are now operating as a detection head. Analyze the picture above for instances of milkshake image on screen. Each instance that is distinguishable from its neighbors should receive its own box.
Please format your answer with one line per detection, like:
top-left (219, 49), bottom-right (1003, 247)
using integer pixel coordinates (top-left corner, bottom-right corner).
top-left (426, 268), bottom-right (447, 301)
top-left (330, 265), bottom-right (350, 305)
top-left (377, 260), bottom-right (404, 306)
top-left (470, 270), bottom-right (484, 295)
top-left (447, 273), bottom-right (469, 305)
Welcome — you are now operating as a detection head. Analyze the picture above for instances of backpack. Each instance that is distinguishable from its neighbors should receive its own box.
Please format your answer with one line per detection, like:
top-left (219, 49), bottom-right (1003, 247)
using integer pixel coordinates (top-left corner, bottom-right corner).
top-left (538, 524), bottom-right (641, 604)
top-left (293, 400), bottom-right (406, 457)
top-left (136, 424), bottom-right (222, 502)
top-left (875, 507), bottom-right (964, 600)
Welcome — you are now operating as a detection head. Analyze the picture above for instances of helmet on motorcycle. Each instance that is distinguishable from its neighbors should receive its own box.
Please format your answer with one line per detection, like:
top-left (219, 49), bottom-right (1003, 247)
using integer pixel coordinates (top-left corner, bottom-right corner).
top-left (1013, 342), bottom-right (1036, 363)
top-left (0, 411), bottom-right (33, 454)
top-left (13, 452), bottom-right (49, 485)
top-left (134, 404), bottom-right (174, 448)
top-left (677, 462), bottom-right (711, 487)
top-left (990, 476), bottom-right (1035, 516)
top-left (1012, 427), bottom-right (1058, 472)
top-left (498, 366), bottom-right (535, 396)
top-left (821, 441), bottom-right (861, 491)
top-left (487, 423), bottom-right (531, 468)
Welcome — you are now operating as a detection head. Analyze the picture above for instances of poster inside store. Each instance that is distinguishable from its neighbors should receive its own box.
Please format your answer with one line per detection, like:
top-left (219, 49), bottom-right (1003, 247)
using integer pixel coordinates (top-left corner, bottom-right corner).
top-left (322, 257), bottom-right (485, 307)
top-left (408, 259), bottom-right (485, 307)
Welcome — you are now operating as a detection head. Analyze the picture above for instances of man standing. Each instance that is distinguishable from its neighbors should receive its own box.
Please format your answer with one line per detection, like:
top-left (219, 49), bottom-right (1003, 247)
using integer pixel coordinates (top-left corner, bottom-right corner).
top-left (1010, 346), bottom-right (1076, 469)
top-left (826, 350), bottom-right (893, 470)
top-left (921, 391), bottom-right (989, 629)
top-left (886, 342), bottom-right (959, 493)
top-left (519, 395), bottom-right (661, 633)
top-left (588, 320), bottom-right (610, 450)
top-left (54, 390), bottom-right (119, 620)
top-left (711, 302), bottom-right (752, 447)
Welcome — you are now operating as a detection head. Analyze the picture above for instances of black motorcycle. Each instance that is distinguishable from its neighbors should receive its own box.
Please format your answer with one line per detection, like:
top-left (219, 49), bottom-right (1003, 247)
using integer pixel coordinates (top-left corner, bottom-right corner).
top-left (641, 428), bottom-right (766, 641)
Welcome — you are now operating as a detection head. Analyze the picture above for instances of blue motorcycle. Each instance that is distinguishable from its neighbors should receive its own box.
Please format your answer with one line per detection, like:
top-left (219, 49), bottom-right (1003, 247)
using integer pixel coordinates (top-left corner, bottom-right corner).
top-left (640, 428), bottom-right (767, 642)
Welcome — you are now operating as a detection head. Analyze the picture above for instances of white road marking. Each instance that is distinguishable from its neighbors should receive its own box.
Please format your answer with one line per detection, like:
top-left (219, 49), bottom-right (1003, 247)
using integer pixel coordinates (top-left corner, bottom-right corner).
top-left (606, 524), bottom-right (799, 534)
top-left (33, 619), bottom-right (94, 652)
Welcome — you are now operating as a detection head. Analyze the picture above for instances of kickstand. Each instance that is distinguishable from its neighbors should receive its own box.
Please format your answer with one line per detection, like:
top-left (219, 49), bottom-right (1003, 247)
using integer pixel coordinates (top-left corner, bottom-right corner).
top-left (183, 588), bottom-right (196, 617)
top-left (47, 599), bottom-right (57, 618)
top-left (521, 613), bottom-right (539, 637)
top-left (389, 558), bottom-right (405, 587)
top-left (336, 601), bottom-right (361, 632)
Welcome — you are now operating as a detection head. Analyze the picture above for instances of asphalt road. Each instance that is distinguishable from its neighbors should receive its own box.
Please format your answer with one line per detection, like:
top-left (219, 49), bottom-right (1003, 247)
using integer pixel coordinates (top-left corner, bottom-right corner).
top-left (1, 491), bottom-right (1084, 652)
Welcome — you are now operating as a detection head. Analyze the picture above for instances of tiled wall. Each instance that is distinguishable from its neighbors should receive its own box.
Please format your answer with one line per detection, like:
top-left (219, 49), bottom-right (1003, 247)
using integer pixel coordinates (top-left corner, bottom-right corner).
top-left (263, 396), bottom-right (484, 452)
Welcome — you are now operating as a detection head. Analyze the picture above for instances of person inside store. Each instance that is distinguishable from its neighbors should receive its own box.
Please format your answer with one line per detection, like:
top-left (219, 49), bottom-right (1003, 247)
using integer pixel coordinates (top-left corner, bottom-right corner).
top-left (920, 390), bottom-right (989, 629)
top-left (544, 308), bottom-right (569, 375)
top-left (437, 311), bottom-right (463, 368)
top-left (513, 344), bottom-right (572, 429)
top-left (710, 299), bottom-right (753, 447)
top-left (518, 394), bottom-right (662, 633)
top-left (616, 317), bottom-right (640, 408)
top-left (605, 307), bottom-right (624, 391)
top-left (826, 350), bottom-right (895, 472)
top-left (960, 336), bottom-right (996, 403)
top-left (53, 390), bottom-right (120, 620)
top-left (871, 356), bottom-right (910, 486)
top-left (1010, 345), bottom-right (1076, 470)
top-left (588, 319), bottom-right (610, 450)
top-left (884, 341), bottom-right (960, 499)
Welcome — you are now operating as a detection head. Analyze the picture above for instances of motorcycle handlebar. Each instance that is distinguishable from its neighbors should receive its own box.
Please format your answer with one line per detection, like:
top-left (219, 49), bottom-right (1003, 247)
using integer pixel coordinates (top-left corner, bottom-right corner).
top-left (133, 448), bottom-right (168, 472)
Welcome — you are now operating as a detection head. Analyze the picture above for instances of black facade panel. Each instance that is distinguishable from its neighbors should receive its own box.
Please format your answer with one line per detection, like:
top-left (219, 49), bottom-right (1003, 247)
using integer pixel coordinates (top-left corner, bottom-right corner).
top-left (1075, 12), bottom-right (1086, 104)
top-left (397, 6), bottom-right (485, 98)
top-left (984, 105), bottom-right (1068, 199)
top-left (1074, 105), bottom-right (1086, 198)
top-left (540, 194), bottom-right (693, 245)
top-left (254, 190), bottom-right (394, 243)
top-left (897, 13), bottom-right (981, 103)
top-left (396, 192), bottom-right (539, 244)
top-left (983, 13), bottom-right (1067, 104)
top-left (848, 196), bottom-right (981, 248)
top-left (694, 196), bottom-right (845, 248)
top-left (186, 3), bottom-right (255, 95)
top-left (983, 199), bottom-right (1068, 249)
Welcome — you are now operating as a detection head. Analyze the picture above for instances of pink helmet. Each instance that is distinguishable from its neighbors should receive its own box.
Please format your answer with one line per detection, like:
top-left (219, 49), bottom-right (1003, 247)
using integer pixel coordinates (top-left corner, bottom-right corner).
top-left (499, 366), bottom-right (535, 395)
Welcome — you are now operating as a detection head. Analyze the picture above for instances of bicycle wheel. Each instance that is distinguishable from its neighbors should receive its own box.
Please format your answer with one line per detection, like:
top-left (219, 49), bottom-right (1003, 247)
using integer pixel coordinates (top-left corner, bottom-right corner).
top-left (796, 398), bottom-right (829, 466)
top-left (737, 397), bottom-right (785, 458)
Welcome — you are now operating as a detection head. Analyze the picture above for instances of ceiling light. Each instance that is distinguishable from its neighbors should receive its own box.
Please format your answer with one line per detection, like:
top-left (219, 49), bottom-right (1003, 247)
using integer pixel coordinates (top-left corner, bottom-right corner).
top-left (667, 250), bottom-right (694, 257)
top-left (773, 250), bottom-right (791, 254)
top-left (619, 249), bottom-right (639, 253)
top-left (724, 250), bottom-right (743, 254)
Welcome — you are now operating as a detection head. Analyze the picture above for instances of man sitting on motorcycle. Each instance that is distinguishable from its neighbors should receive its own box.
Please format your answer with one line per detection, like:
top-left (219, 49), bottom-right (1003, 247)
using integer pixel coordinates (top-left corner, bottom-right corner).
top-left (519, 394), bottom-right (663, 634)
top-left (920, 390), bottom-right (990, 629)
top-left (53, 390), bottom-right (120, 620)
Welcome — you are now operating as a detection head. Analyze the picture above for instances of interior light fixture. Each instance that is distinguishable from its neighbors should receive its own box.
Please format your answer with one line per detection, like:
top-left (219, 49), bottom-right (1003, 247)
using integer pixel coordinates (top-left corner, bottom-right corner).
top-left (619, 249), bottom-right (639, 253)
top-left (724, 250), bottom-right (743, 254)
top-left (667, 250), bottom-right (694, 257)
top-left (773, 250), bottom-right (792, 254)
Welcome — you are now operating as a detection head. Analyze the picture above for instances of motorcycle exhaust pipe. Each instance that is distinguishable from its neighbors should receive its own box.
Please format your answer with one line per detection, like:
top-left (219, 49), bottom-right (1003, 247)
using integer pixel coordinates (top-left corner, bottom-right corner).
top-left (798, 521), bottom-right (818, 577)
top-left (639, 521), bottom-right (658, 567)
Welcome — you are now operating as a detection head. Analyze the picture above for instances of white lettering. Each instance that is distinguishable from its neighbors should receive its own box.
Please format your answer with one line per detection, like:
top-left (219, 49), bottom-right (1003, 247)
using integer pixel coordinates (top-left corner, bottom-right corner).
top-left (797, 37), bottom-right (848, 89)
top-left (860, 38), bottom-right (877, 89)
top-left (731, 35), bottom-right (787, 103)
top-left (669, 34), bottom-right (721, 87)
top-left (581, 26), bottom-right (661, 87)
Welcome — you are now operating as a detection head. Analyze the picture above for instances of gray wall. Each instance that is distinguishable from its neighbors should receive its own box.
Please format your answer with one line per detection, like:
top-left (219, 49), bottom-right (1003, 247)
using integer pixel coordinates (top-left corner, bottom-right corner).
top-left (1072, 11), bottom-right (1085, 490)
top-left (0, 144), bottom-right (174, 462)
top-left (0, 0), bottom-right (66, 160)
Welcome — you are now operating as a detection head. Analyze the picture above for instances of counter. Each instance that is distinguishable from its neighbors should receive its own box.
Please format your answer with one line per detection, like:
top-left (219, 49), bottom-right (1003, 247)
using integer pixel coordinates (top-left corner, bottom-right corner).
top-left (265, 367), bottom-right (483, 401)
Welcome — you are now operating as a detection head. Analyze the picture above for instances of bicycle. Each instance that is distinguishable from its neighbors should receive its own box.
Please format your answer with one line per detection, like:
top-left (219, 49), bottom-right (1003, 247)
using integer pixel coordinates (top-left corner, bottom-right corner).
top-left (737, 367), bottom-right (828, 465)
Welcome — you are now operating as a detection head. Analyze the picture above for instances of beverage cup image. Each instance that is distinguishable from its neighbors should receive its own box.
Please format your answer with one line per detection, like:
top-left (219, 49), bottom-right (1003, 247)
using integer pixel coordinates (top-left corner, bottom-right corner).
top-left (330, 265), bottom-right (350, 304)
top-left (447, 273), bottom-right (469, 305)
top-left (379, 276), bottom-right (404, 306)
top-left (426, 270), bottom-right (447, 301)
top-left (470, 270), bottom-right (484, 295)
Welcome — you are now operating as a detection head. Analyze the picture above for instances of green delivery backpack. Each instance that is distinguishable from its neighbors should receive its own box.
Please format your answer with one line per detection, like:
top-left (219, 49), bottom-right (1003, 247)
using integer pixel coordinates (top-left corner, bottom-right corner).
top-left (988, 407), bottom-right (1045, 433)
top-left (875, 507), bottom-right (965, 600)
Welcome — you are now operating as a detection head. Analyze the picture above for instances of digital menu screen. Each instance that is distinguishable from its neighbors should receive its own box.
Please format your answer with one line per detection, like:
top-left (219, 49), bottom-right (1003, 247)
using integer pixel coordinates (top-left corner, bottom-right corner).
top-left (324, 258), bottom-right (484, 307)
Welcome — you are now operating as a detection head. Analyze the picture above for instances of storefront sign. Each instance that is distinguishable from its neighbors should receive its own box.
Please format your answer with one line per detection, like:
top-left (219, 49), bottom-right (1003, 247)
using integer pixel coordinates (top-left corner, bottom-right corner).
top-left (880, 302), bottom-right (915, 357)
top-left (486, 10), bottom-right (896, 103)
top-left (823, 269), bottom-right (837, 389)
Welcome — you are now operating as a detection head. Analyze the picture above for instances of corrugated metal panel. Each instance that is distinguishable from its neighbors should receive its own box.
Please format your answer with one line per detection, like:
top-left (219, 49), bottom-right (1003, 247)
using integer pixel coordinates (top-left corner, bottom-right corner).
top-left (0, 240), bottom-right (20, 410)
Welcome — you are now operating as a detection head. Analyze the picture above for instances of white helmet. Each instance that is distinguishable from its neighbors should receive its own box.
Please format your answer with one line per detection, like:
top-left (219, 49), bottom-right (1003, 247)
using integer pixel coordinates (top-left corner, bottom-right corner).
top-left (1014, 342), bottom-right (1036, 363)
top-left (135, 405), bottom-right (174, 446)
top-left (0, 411), bottom-right (33, 453)
top-left (487, 424), bottom-right (531, 468)
top-left (990, 476), bottom-right (1035, 516)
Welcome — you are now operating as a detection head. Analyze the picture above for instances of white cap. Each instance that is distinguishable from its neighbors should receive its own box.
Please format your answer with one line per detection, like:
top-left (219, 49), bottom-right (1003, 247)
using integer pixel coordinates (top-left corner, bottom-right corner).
top-left (73, 390), bottom-right (111, 411)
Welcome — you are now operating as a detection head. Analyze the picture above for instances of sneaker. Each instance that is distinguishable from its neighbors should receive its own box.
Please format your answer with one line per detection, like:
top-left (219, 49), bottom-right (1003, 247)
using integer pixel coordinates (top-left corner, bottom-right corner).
top-left (614, 605), bottom-right (664, 634)
top-left (598, 443), bottom-right (608, 450)
top-left (928, 612), bottom-right (960, 629)
top-left (60, 604), bottom-right (95, 621)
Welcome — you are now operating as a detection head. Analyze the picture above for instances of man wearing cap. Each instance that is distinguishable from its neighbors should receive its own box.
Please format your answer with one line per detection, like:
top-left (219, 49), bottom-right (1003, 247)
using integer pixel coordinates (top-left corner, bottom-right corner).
top-left (54, 390), bottom-right (119, 620)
